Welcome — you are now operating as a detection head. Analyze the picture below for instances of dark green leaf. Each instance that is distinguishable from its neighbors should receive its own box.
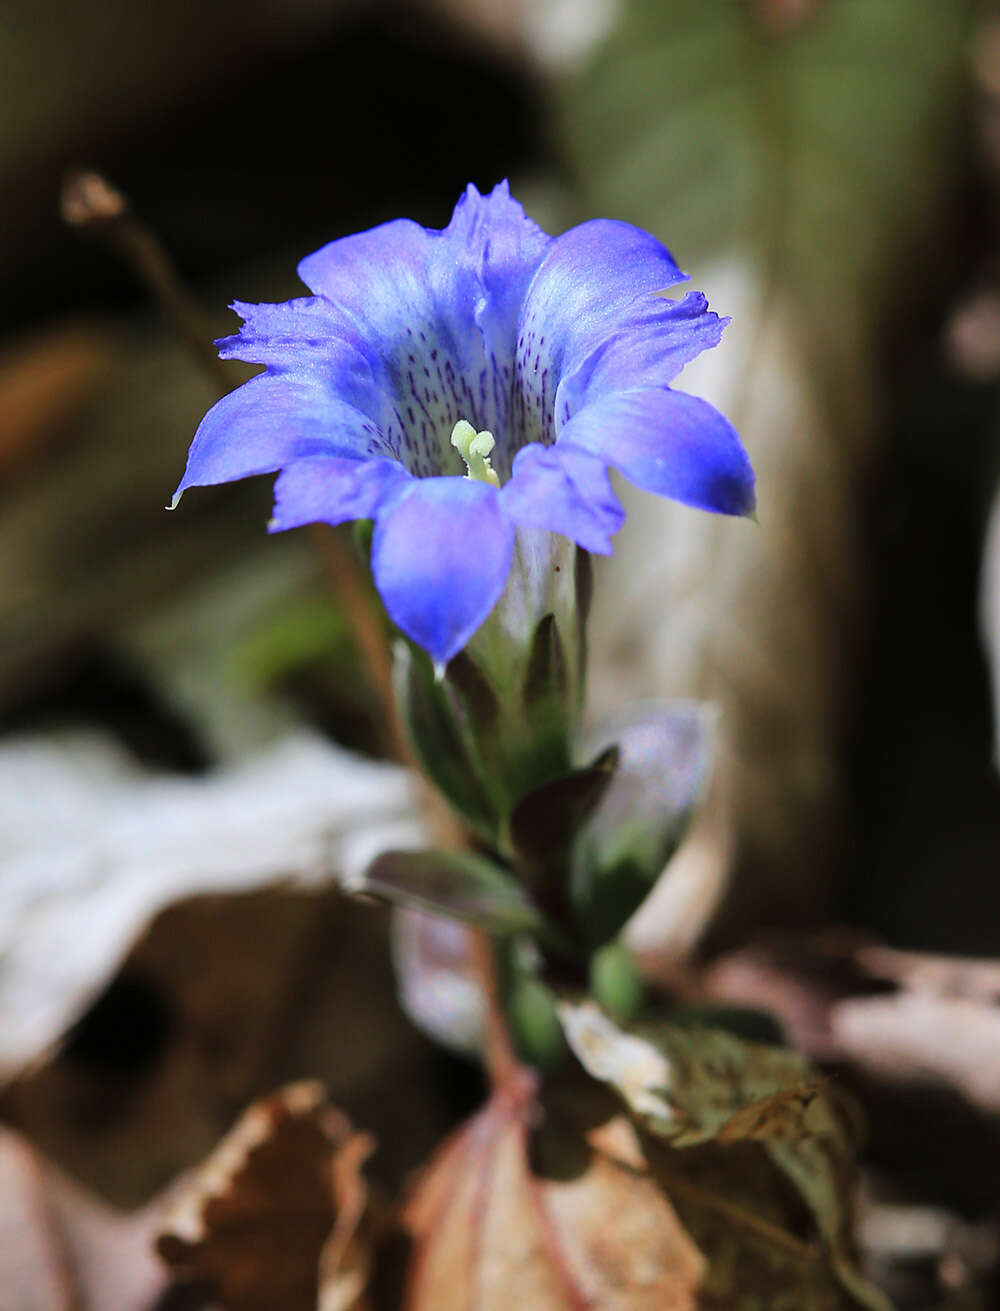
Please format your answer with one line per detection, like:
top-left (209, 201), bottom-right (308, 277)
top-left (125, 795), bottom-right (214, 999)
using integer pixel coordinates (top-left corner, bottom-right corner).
top-left (506, 973), bottom-right (567, 1071)
top-left (508, 746), bottom-right (619, 891)
top-left (360, 848), bottom-right (543, 935)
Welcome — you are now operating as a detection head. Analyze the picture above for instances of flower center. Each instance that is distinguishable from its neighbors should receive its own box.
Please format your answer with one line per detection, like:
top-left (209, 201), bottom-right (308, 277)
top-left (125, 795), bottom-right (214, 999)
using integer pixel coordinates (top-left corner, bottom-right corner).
top-left (450, 420), bottom-right (500, 488)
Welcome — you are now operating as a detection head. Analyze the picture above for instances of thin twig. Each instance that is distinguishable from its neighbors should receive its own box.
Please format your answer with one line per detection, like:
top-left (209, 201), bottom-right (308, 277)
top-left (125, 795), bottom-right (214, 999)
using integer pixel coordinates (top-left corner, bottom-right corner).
top-left (62, 170), bottom-right (231, 394)
top-left (469, 931), bottom-right (522, 1093)
top-left (306, 522), bottom-right (407, 764)
top-left (61, 169), bottom-right (408, 761)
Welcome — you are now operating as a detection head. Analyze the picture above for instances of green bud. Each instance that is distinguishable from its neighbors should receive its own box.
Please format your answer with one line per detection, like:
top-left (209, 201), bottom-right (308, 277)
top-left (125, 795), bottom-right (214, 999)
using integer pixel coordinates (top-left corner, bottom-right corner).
top-left (506, 972), bottom-right (567, 1072)
top-left (589, 941), bottom-right (645, 1024)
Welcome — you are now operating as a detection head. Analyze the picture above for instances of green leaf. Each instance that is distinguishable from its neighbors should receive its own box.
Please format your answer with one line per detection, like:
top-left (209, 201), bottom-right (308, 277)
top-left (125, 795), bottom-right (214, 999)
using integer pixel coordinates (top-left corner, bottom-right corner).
top-left (560, 0), bottom-right (971, 324)
top-left (507, 746), bottom-right (619, 898)
top-left (359, 848), bottom-right (544, 935)
top-left (519, 612), bottom-right (573, 783)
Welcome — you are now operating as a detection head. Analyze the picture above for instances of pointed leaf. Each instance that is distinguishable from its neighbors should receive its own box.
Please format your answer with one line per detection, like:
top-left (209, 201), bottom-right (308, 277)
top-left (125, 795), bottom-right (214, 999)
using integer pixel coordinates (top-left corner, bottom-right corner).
top-left (358, 849), bottom-right (544, 936)
top-left (507, 747), bottom-right (619, 908)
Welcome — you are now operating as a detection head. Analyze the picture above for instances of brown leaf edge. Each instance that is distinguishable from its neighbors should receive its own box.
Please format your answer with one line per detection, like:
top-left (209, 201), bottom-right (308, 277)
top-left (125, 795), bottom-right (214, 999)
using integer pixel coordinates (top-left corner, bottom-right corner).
top-left (157, 1080), bottom-right (375, 1311)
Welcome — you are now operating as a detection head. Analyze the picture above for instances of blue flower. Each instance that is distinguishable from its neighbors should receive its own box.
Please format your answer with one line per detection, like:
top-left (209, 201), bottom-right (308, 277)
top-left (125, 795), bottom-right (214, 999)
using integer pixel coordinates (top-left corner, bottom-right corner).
top-left (174, 183), bottom-right (754, 664)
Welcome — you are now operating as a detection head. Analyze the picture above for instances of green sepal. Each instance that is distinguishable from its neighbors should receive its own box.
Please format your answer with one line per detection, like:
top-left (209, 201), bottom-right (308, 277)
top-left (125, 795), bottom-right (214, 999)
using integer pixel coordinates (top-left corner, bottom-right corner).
top-left (351, 517), bottom-right (374, 561)
top-left (394, 642), bottom-right (498, 839)
top-left (520, 612), bottom-right (573, 784)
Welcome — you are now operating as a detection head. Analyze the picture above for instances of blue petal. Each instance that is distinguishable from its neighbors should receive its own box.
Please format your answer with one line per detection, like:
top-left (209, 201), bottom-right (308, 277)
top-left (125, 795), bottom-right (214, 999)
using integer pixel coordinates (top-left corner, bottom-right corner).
top-left (559, 291), bottom-right (729, 414)
top-left (444, 181), bottom-right (552, 375)
top-left (559, 388), bottom-right (756, 518)
top-left (269, 456), bottom-right (410, 531)
top-left (217, 301), bottom-right (374, 382)
top-left (298, 184), bottom-right (552, 475)
top-left (501, 442), bottom-right (625, 554)
top-left (371, 477), bottom-right (515, 664)
top-left (515, 218), bottom-right (688, 444)
top-left (173, 373), bottom-right (386, 501)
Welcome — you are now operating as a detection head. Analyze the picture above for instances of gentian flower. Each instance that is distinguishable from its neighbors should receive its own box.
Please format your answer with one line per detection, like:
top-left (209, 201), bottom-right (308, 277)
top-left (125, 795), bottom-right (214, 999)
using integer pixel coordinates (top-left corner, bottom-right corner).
top-left (174, 183), bottom-right (754, 666)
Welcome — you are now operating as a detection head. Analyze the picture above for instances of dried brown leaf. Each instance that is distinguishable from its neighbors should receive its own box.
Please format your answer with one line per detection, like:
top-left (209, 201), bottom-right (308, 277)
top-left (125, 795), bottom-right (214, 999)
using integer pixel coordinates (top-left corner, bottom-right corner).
top-left (694, 934), bottom-right (1000, 1119)
top-left (0, 1125), bottom-right (169, 1310)
top-left (831, 993), bottom-right (1000, 1116)
top-left (318, 1128), bottom-right (377, 1311)
top-left (0, 322), bottom-right (115, 480)
top-left (853, 943), bottom-right (1000, 1003)
top-left (402, 1071), bottom-right (705, 1310)
top-left (157, 1080), bottom-right (374, 1311)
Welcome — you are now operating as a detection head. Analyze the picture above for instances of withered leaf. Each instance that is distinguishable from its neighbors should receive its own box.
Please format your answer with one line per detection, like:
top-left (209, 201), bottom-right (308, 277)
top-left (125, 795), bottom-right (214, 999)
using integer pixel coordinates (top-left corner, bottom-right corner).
top-left (558, 1003), bottom-right (890, 1310)
top-left (157, 1080), bottom-right (373, 1311)
top-left (558, 1001), bottom-right (819, 1145)
top-left (402, 1071), bottom-right (704, 1310)
top-left (0, 1125), bottom-right (169, 1311)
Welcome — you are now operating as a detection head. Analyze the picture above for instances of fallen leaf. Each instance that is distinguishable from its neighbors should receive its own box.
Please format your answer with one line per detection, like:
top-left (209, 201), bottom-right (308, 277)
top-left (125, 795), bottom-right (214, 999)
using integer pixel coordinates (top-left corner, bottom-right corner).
top-left (0, 728), bottom-right (424, 1080)
top-left (318, 1128), bottom-right (376, 1311)
top-left (402, 1070), bottom-right (705, 1310)
top-left (854, 942), bottom-right (1000, 1003)
top-left (0, 1125), bottom-right (169, 1310)
top-left (0, 321), bottom-right (115, 481)
top-left (558, 1002), bottom-right (889, 1310)
top-left (689, 933), bottom-right (1000, 1119)
top-left (157, 1081), bottom-right (374, 1311)
top-left (831, 992), bottom-right (1000, 1117)
top-left (558, 1000), bottom-right (819, 1145)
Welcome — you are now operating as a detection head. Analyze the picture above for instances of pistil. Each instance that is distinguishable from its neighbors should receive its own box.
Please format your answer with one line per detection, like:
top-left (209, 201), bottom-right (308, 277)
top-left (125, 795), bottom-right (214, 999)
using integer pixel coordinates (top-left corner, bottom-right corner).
top-left (451, 420), bottom-right (500, 488)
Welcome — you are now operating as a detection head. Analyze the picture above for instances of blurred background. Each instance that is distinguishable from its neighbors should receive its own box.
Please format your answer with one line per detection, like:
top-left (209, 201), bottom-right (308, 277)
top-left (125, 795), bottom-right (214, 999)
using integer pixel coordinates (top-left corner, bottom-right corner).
top-left (4, 0), bottom-right (1000, 1304)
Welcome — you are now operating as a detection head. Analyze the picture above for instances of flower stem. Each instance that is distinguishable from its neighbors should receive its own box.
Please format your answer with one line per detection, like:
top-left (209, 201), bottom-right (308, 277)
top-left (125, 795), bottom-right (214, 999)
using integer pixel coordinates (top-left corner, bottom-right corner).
top-left (468, 931), bottom-right (522, 1092)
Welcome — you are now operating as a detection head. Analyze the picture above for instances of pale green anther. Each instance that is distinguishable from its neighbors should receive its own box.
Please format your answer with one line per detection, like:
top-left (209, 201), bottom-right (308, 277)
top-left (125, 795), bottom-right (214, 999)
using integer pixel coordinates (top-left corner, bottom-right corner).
top-left (451, 419), bottom-right (500, 488)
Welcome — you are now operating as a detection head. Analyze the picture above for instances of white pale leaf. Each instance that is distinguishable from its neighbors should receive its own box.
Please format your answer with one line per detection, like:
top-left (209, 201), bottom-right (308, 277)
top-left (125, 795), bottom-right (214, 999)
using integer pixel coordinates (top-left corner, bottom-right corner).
top-left (0, 729), bottom-right (425, 1078)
